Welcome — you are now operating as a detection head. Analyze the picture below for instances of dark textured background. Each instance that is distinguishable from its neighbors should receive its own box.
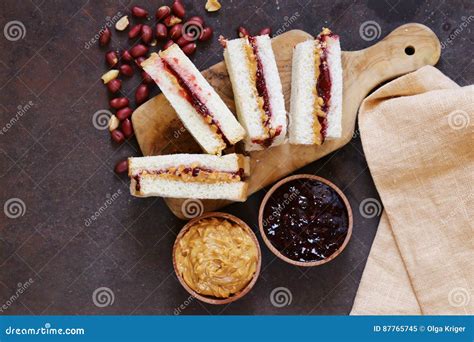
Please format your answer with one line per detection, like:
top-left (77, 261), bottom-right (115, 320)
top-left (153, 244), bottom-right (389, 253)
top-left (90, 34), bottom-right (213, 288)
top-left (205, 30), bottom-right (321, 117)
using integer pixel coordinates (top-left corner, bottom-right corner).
top-left (0, 0), bottom-right (472, 315)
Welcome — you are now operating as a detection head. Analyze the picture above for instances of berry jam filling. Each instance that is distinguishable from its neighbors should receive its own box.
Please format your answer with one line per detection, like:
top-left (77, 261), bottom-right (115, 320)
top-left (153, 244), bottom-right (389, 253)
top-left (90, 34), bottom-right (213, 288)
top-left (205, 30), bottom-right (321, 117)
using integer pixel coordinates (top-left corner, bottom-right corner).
top-left (248, 36), bottom-right (281, 147)
top-left (316, 32), bottom-right (337, 141)
top-left (133, 167), bottom-right (245, 192)
top-left (161, 59), bottom-right (230, 146)
top-left (262, 178), bottom-right (349, 262)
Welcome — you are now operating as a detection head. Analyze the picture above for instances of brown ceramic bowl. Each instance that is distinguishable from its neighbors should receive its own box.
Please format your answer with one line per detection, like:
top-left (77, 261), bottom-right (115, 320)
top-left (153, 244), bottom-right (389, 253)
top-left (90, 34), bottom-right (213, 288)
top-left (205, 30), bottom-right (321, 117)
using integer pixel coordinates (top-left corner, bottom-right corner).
top-left (172, 212), bottom-right (261, 305)
top-left (258, 174), bottom-right (353, 267)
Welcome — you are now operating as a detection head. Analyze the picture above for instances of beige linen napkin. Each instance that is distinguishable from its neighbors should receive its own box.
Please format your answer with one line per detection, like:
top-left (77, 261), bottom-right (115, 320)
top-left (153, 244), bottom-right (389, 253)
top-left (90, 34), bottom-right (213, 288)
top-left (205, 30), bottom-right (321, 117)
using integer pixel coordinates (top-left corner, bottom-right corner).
top-left (351, 66), bottom-right (473, 315)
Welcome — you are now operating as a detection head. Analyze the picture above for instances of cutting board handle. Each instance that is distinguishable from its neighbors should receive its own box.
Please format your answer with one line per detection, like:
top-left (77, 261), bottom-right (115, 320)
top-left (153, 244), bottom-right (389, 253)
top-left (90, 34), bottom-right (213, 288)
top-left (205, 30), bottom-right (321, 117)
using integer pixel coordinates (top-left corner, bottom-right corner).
top-left (344, 23), bottom-right (441, 96)
top-left (340, 23), bottom-right (441, 143)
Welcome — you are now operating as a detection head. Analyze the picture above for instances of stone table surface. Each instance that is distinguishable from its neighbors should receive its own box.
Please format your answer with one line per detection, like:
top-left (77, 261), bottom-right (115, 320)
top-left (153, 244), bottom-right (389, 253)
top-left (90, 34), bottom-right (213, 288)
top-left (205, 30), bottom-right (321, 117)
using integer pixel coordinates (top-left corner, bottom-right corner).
top-left (0, 0), bottom-right (472, 315)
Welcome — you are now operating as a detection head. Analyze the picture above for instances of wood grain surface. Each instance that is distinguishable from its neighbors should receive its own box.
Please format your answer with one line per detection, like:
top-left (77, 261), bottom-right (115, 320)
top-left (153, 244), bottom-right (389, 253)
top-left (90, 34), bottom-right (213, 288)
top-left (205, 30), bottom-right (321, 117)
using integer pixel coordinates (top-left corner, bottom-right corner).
top-left (132, 23), bottom-right (440, 219)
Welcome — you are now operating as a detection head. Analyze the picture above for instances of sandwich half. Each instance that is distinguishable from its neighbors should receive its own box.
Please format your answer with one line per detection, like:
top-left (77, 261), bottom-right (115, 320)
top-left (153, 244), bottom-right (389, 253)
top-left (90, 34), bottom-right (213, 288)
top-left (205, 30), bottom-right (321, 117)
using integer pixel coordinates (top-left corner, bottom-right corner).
top-left (142, 45), bottom-right (245, 155)
top-left (129, 153), bottom-right (250, 201)
top-left (224, 34), bottom-right (287, 151)
top-left (289, 28), bottom-right (343, 145)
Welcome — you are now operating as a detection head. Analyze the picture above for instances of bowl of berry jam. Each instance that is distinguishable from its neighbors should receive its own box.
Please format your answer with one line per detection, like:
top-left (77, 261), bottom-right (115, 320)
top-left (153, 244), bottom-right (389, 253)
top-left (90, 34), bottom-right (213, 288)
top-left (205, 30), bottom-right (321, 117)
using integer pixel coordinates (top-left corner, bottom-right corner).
top-left (258, 174), bottom-right (353, 267)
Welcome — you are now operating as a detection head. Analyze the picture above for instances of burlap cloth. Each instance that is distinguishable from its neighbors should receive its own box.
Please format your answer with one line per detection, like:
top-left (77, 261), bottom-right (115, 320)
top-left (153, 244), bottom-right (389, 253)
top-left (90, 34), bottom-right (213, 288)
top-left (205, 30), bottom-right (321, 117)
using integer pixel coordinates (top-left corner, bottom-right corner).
top-left (350, 66), bottom-right (473, 315)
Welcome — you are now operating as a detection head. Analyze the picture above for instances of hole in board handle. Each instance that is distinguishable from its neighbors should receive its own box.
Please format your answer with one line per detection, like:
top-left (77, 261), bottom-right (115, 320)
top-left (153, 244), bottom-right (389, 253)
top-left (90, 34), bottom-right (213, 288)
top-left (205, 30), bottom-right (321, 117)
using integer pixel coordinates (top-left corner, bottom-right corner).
top-left (405, 46), bottom-right (415, 55)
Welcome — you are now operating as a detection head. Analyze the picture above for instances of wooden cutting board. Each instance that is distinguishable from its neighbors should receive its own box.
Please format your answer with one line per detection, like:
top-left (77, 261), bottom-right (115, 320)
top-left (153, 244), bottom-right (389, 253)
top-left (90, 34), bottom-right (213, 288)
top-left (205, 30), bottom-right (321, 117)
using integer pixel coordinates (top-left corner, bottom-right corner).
top-left (132, 23), bottom-right (440, 219)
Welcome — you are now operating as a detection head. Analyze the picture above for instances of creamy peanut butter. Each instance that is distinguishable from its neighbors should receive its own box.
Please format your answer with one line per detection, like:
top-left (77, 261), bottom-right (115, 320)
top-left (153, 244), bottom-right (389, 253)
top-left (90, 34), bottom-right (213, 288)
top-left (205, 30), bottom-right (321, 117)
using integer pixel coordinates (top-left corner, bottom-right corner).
top-left (140, 165), bottom-right (242, 184)
top-left (312, 44), bottom-right (325, 145)
top-left (175, 217), bottom-right (258, 298)
top-left (244, 38), bottom-right (272, 143)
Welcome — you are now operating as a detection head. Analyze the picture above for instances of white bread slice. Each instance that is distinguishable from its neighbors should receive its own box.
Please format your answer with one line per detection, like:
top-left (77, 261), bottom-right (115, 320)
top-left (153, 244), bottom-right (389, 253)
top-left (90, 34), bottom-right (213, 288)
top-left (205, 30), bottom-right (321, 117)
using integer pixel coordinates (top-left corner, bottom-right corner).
top-left (289, 31), bottom-right (343, 144)
top-left (132, 179), bottom-right (248, 201)
top-left (324, 35), bottom-right (342, 139)
top-left (254, 35), bottom-right (287, 146)
top-left (289, 39), bottom-right (316, 145)
top-left (128, 153), bottom-right (250, 201)
top-left (142, 47), bottom-right (245, 155)
top-left (224, 35), bottom-right (286, 151)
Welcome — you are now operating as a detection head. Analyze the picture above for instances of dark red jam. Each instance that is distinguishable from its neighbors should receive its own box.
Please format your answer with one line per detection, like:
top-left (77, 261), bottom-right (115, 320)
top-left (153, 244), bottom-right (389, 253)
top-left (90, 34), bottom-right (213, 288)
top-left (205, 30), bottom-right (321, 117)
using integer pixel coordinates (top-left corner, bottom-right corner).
top-left (133, 167), bottom-right (245, 192)
top-left (248, 36), bottom-right (282, 147)
top-left (251, 126), bottom-right (283, 148)
top-left (316, 33), bottom-right (337, 140)
top-left (262, 178), bottom-right (349, 262)
top-left (161, 59), bottom-right (230, 146)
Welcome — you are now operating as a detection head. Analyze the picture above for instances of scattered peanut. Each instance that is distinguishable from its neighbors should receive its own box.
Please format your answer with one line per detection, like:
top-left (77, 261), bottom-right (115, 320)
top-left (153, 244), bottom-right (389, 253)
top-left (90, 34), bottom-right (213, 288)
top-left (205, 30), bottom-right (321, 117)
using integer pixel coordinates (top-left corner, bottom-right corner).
top-left (156, 23), bottom-right (168, 40)
top-left (155, 5), bottom-right (171, 21)
top-left (205, 0), bottom-right (221, 12)
top-left (130, 44), bottom-right (148, 58)
top-left (168, 23), bottom-right (182, 40)
top-left (163, 40), bottom-right (175, 50)
top-left (172, 1), bottom-right (186, 18)
top-left (131, 5), bottom-right (148, 18)
top-left (176, 35), bottom-right (192, 47)
top-left (116, 107), bottom-right (133, 120)
top-left (135, 84), bottom-right (149, 105)
top-left (238, 26), bottom-right (250, 38)
top-left (115, 16), bottom-right (129, 31)
top-left (187, 16), bottom-right (204, 26)
top-left (111, 129), bottom-right (125, 143)
top-left (128, 24), bottom-right (143, 39)
top-left (199, 27), bottom-right (213, 41)
top-left (106, 79), bottom-right (122, 93)
top-left (141, 25), bottom-right (153, 44)
top-left (119, 64), bottom-right (134, 77)
top-left (108, 115), bottom-right (120, 131)
top-left (135, 57), bottom-right (146, 68)
top-left (182, 42), bottom-right (197, 55)
top-left (110, 97), bottom-right (129, 109)
top-left (164, 15), bottom-right (182, 27)
top-left (259, 27), bottom-right (272, 36)
top-left (141, 71), bottom-right (154, 84)
top-left (121, 50), bottom-right (133, 62)
top-left (99, 27), bottom-right (111, 46)
top-left (114, 159), bottom-right (129, 174)
top-left (121, 118), bottom-right (134, 137)
top-left (105, 51), bottom-right (118, 67)
top-left (101, 69), bottom-right (119, 84)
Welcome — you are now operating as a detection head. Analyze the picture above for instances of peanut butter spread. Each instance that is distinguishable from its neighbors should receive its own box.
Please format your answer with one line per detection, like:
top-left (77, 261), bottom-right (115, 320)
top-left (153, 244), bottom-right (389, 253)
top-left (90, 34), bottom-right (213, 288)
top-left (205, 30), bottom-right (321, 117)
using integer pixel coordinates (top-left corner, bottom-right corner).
top-left (312, 44), bottom-right (325, 145)
top-left (140, 164), bottom-right (243, 184)
top-left (244, 39), bottom-right (272, 143)
top-left (175, 218), bottom-right (258, 298)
